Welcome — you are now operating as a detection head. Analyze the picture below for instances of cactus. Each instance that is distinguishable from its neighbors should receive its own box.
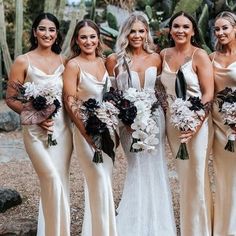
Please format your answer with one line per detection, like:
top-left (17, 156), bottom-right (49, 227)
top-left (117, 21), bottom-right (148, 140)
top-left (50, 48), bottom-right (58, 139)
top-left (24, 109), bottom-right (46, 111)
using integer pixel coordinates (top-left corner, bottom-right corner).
top-left (14, 0), bottom-right (23, 59)
top-left (0, 0), bottom-right (12, 75)
top-left (90, 0), bottom-right (96, 21)
top-left (0, 49), bottom-right (3, 100)
top-left (173, 0), bottom-right (203, 14)
top-left (61, 1), bottom-right (87, 57)
top-left (145, 5), bottom-right (153, 20)
top-left (44, 0), bottom-right (57, 14)
top-left (107, 12), bottom-right (118, 30)
top-left (56, 0), bottom-right (66, 21)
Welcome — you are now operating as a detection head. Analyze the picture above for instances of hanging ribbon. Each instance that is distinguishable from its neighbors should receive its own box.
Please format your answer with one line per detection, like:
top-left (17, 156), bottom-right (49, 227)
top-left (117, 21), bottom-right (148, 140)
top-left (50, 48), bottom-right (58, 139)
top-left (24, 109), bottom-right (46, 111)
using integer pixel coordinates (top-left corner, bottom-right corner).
top-left (175, 68), bottom-right (187, 100)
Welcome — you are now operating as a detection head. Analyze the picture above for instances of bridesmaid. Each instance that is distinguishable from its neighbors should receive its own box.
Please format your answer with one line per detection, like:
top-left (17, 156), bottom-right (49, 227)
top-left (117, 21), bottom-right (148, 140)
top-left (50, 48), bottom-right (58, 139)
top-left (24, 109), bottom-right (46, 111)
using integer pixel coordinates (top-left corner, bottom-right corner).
top-left (160, 11), bottom-right (214, 236)
top-left (6, 13), bottom-right (73, 236)
top-left (210, 11), bottom-right (236, 236)
top-left (63, 19), bottom-right (117, 236)
top-left (106, 12), bottom-right (176, 236)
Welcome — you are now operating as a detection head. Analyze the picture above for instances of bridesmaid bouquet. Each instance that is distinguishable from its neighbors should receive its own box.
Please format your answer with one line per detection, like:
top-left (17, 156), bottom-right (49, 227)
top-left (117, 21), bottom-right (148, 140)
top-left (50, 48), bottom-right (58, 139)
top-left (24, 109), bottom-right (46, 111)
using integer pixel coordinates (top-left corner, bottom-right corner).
top-left (77, 97), bottom-right (119, 163)
top-left (170, 96), bottom-right (205, 160)
top-left (105, 87), bottom-right (160, 152)
top-left (11, 81), bottom-right (61, 146)
top-left (217, 87), bottom-right (236, 152)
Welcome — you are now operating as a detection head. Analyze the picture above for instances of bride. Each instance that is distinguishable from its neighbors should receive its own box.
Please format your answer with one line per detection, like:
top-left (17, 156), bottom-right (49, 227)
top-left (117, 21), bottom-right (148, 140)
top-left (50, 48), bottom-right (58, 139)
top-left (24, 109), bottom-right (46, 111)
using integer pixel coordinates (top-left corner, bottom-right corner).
top-left (106, 12), bottom-right (176, 236)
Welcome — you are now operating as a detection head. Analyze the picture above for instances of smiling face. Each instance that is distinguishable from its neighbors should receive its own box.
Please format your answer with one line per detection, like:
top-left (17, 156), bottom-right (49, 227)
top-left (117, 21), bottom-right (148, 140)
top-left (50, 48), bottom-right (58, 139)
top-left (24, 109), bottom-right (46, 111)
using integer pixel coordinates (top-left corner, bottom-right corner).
top-left (76, 25), bottom-right (99, 55)
top-left (34, 19), bottom-right (58, 49)
top-left (214, 18), bottom-right (236, 46)
top-left (128, 20), bottom-right (147, 49)
top-left (170, 15), bottom-right (195, 45)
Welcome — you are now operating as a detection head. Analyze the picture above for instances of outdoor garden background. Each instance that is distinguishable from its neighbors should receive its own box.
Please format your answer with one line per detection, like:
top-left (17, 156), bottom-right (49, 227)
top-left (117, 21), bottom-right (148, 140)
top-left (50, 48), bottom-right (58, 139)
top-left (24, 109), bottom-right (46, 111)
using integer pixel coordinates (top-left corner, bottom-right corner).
top-left (0, 0), bottom-right (235, 235)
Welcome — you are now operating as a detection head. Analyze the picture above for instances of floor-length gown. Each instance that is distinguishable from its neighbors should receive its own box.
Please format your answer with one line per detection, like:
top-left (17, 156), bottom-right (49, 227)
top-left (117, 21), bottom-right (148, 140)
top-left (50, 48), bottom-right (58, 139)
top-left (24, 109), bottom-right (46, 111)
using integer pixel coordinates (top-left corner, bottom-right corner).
top-left (72, 65), bottom-right (117, 236)
top-left (212, 56), bottom-right (236, 236)
top-left (160, 49), bottom-right (213, 236)
top-left (116, 67), bottom-right (177, 236)
top-left (22, 54), bottom-right (73, 236)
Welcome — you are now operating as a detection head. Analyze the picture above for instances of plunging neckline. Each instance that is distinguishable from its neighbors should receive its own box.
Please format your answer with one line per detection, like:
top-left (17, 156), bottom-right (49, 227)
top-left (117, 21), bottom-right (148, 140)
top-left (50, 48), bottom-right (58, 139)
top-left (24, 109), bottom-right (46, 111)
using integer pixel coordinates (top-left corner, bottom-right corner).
top-left (82, 70), bottom-right (107, 83)
top-left (213, 60), bottom-right (236, 69)
top-left (131, 66), bottom-right (157, 90)
top-left (29, 64), bottom-right (64, 76)
top-left (164, 60), bottom-right (192, 74)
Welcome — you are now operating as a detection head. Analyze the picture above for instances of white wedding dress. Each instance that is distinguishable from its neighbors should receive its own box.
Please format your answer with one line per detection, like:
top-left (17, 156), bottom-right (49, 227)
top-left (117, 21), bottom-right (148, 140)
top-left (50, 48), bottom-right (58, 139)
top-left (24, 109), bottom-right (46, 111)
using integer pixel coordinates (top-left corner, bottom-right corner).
top-left (115, 67), bottom-right (176, 236)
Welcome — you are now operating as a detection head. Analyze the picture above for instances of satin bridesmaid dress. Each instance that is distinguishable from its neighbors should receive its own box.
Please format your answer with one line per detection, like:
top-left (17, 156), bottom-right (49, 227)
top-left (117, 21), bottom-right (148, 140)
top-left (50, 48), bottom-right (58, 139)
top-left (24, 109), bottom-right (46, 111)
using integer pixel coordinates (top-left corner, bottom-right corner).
top-left (212, 54), bottom-right (236, 236)
top-left (72, 63), bottom-right (117, 236)
top-left (22, 54), bottom-right (73, 236)
top-left (160, 48), bottom-right (213, 236)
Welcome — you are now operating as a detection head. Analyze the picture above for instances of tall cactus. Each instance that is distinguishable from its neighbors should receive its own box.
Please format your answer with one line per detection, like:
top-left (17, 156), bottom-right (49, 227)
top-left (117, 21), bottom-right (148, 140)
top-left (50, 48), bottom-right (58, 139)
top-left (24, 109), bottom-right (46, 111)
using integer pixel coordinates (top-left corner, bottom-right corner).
top-left (0, 48), bottom-right (3, 100)
top-left (0, 0), bottom-right (12, 75)
top-left (62, 1), bottom-right (87, 57)
top-left (56, 0), bottom-right (66, 20)
top-left (44, 0), bottom-right (57, 14)
top-left (14, 0), bottom-right (23, 59)
top-left (90, 0), bottom-right (97, 21)
top-left (173, 0), bottom-right (203, 14)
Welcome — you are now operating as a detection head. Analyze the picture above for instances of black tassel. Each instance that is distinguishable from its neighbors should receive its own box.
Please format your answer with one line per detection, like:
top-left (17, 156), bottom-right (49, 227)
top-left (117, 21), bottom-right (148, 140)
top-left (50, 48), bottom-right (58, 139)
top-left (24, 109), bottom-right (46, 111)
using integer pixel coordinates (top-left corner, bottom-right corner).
top-left (175, 69), bottom-right (187, 100)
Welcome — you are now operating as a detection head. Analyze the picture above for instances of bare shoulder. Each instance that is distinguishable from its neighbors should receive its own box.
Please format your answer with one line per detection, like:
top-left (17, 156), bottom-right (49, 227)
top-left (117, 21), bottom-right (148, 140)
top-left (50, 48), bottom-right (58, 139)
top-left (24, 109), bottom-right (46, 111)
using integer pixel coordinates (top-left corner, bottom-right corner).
top-left (194, 48), bottom-right (210, 59)
top-left (209, 52), bottom-right (216, 61)
top-left (106, 53), bottom-right (117, 64)
top-left (194, 48), bottom-right (212, 71)
top-left (60, 54), bottom-right (67, 65)
top-left (13, 54), bottom-right (28, 68)
top-left (65, 58), bottom-right (79, 71)
top-left (150, 52), bottom-right (161, 60)
top-left (105, 53), bottom-right (117, 76)
top-left (160, 47), bottom-right (171, 59)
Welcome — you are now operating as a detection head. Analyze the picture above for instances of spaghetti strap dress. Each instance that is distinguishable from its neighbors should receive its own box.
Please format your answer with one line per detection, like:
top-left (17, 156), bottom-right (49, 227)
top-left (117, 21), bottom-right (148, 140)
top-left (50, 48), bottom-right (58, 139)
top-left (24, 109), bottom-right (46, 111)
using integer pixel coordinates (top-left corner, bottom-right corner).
top-left (72, 64), bottom-right (117, 236)
top-left (160, 49), bottom-right (213, 236)
top-left (212, 55), bottom-right (236, 236)
top-left (22, 54), bottom-right (73, 236)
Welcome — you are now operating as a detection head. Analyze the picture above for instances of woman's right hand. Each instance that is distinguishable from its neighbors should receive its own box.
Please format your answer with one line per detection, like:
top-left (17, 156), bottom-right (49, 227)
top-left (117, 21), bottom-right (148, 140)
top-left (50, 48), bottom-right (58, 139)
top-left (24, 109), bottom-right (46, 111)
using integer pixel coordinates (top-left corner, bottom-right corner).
top-left (38, 119), bottom-right (54, 132)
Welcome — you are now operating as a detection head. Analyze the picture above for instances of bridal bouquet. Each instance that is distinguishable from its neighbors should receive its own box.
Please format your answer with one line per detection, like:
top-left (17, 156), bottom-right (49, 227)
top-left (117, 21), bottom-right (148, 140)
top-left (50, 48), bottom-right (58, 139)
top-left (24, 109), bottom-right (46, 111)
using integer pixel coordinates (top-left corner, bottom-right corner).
top-left (77, 97), bottom-right (119, 163)
top-left (117, 87), bottom-right (160, 152)
top-left (170, 96), bottom-right (205, 160)
top-left (12, 81), bottom-right (61, 146)
top-left (217, 87), bottom-right (236, 152)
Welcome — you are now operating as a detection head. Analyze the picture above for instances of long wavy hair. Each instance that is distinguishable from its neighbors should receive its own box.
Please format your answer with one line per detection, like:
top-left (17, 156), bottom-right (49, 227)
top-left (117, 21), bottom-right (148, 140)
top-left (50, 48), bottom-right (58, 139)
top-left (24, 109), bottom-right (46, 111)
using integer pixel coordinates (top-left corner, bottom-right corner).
top-left (29, 12), bottom-right (62, 54)
top-left (168, 11), bottom-right (202, 48)
top-left (115, 12), bottom-right (156, 73)
top-left (214, 11), bottom-right (236, 52)
top-left (70, 19), bottom-right (103, 59)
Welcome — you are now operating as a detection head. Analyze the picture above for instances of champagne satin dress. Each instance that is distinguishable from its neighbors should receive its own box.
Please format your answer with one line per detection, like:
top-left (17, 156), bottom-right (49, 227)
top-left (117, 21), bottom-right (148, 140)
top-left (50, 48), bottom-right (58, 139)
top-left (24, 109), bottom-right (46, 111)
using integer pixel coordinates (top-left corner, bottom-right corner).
top-left (160, 49), bottom-right (213, 236)
top-left (72, 64), bottom-right (117, 236)
top-left (212, 56), bottom-right (236, 236)
top-left (22, 54), bottom-right (73, 236)
top-left (115, 67), bottom-right (176, 236)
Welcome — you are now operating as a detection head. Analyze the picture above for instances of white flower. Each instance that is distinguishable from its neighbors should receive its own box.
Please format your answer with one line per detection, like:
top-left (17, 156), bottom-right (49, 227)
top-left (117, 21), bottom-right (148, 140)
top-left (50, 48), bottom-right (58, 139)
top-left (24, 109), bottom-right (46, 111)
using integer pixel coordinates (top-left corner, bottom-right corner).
top-left (170, 97), bottom-right (203, 132)
top-left (96, 101), bottom-right (119, 130)
top-left (123, 88), bottom-right (160, 152)
top-left (23, 82), bottom-right (41, 99)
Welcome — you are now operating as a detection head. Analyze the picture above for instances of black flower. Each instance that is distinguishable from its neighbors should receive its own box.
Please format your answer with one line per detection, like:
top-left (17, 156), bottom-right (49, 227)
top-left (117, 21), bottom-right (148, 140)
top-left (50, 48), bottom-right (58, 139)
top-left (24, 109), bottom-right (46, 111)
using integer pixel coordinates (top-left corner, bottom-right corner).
top-left (32, 95), bottom-right (47, 110)
top-left (85, 115), bottom-right (107, 135)
top-left (188, 96), bottom-right (204, 111)
top-left (103, 87), bottom-right (123, 105)
top-left (83, 98), bottom-right (99, 112)
top-left (118, 99), bottom-right (137, 126)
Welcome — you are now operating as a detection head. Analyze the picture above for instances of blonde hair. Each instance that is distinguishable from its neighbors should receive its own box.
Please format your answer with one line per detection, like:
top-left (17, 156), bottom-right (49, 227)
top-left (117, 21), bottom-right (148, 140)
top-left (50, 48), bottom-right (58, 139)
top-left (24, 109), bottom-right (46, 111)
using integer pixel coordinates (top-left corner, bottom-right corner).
top-left (214, 11), bottom-right (236, 51)
top-left (115, 12), bottom-right (156, 73)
